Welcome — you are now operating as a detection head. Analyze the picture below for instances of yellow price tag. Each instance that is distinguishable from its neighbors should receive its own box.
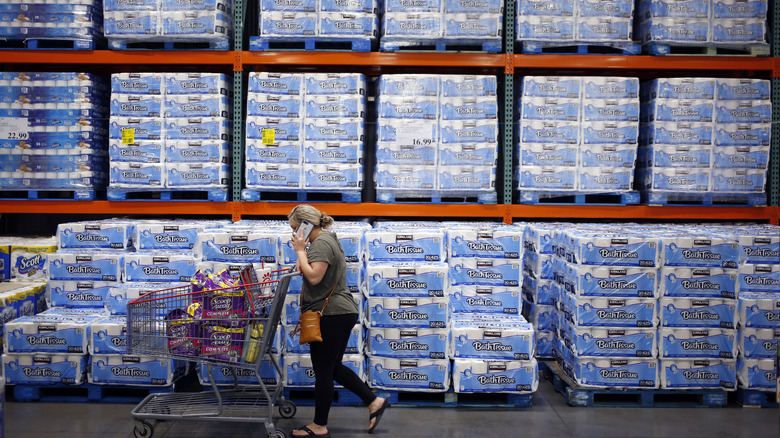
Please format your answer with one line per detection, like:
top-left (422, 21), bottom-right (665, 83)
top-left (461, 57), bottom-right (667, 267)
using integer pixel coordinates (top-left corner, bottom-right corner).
top-left (261, 128), bottom-right (275, 145)
top-left (121, 128), bottom-right (135, 145)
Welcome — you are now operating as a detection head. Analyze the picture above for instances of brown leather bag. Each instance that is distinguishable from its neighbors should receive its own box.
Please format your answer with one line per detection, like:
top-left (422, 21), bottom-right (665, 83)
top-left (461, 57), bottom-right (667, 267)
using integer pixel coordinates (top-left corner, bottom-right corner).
top-left (292, 283), bottom-right (336, 344)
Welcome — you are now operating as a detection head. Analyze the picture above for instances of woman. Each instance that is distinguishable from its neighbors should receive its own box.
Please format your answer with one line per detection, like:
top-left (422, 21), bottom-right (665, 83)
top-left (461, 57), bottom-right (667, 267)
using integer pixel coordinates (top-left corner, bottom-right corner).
top-left (288, 204), bottom-right (388, 438)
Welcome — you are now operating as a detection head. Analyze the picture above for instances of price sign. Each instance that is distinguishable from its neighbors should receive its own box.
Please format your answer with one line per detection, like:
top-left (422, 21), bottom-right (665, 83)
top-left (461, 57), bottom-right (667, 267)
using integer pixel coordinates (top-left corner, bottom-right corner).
top-left (0, 118), bottom-right (30, 141)
top-left (262, 128), bottom-right (276, 145)
top-left (121, 128), bottom-right (135, 145)
top-left (395, 121), bottom-right (435, 147)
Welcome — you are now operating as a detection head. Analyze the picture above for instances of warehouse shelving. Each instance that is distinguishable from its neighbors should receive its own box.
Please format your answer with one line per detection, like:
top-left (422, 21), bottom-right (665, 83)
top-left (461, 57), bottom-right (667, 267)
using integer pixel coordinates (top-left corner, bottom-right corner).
top-left (1, 4), bottom-right (779, 226)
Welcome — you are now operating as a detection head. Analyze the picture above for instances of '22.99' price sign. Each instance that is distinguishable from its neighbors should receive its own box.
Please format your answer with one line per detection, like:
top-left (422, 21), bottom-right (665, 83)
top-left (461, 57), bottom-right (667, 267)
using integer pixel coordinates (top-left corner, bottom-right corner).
top-left (0, 118), bottom-right (30, 142)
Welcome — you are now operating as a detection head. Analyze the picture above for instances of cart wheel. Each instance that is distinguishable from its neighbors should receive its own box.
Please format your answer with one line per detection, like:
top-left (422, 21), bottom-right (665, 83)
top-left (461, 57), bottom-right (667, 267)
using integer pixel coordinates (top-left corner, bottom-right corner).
top-left (134, 420), bottom-right (154, 438)
top-left (269, 430), bottom-right (287, 438)
top-left (278, 400), bottom-right (297, 418)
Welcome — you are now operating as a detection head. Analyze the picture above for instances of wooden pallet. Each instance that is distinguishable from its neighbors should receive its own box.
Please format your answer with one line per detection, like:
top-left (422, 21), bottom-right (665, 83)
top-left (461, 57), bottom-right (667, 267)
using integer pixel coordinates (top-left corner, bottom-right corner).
top-left (376, 190), bottom-right (497, 204)
top-left (735, 388), bottom-right (779, 408)
top-left (518, 41), bottom-right (641, 55)
top-left (108, 38), bottom-right (230, 51)
top-left (380, 38), bottom-right (502, 53)
top-left (540, 360), bottom-right (728, 408)
top-left (641, 191), bottom-right (767, 207)
top-left (249, 36), bottom-right (373, 52)
top-left (644, 42), bottom-right (770, 57)
top-left (518, 190), bottom-right (640, 206)
top-left (0, 38), bottom-right (100, 50)
top-left (242, 189), bottom-right (361, 203)
top-left (107, 187), bottom-right (228, 202)
top-left (0, 189), bottom-right (103, 201)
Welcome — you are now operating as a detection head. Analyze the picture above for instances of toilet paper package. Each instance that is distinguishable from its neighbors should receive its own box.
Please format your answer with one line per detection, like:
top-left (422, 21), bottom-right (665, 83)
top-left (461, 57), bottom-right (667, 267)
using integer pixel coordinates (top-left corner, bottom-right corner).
top-left (638, 0), bottom-right (709, 18)
top-left (560, 324), bottom-right (656, 358)
top-left (716, 78), bottom-right (770, 100)
top-left (659, 327), bottom-right (736, 359)
top-left (384, 0), bottom-right (441, 12)
top-left (566, 266), bottom-right (657, 298)
top-left (636, 18), bottom-right (709, 44)
top-left (48, 280), bottom-right (113, 308)
top-left (711, 168), bottom-right (765, 192)
top-left (89, 354), bottom-right (183, 386)
top-left (516, 0), bottom-right (574, 15)
top-left (260, 0), bottom-right (317, 13)
top-left (260, 12), bottom-right (317, 36)
top-left (365, 262), bottom-right (448, 297)
top-left (440, 75), bottom-right (497, 97)
top-left (737, 328), bottom-right (779, 358)
top-left (303, 164), bottom-right (362, 190)
top-left (304, 73), bottom-right (367, 96)
top-left (304, 119), bottom-right (364, 142)
top-left (562, 296), bottom-right (656, 328)
top-left (520, 76), bottom-right (581, 99)
top-left (660, 359), bottom-right (736, 390)
top-left (368, 327), bottom-right (449, 358)
top-left (440, 97), bottom-right (498, 121)
top-left (713, 123), bottom-right (770, 147)
top-left (641, 78), bottom-right (716, 101)
top-left (658, 267), bottom-right (737, 299)
top-left (110, 162), bottom-right (164, 188)
top-left (582, 100), bottom-right (639, 123)
top-left (449, 258), bottom-right (521, 287)
top-left (368, 356), bottom-right (450, 391)
top-left (319, 13), bottom-right (378, 37)
top-left (578, 167), bottom-right (633, 192)
top-left (737, 358), bottom-right (776, 391)
top-left (285, 354), bottom-right (364, 387)
top-left (48, 251), bottom-right (124, 282)
top-left (162, 11), bottom-right (232, 38)
top-left (246, 141), bottom-right (301, 164)
top-left (450, 319), bottom-right (534, 360)
top-left (381, 13), bottom-right (442, 38)
top-left (523, 278), bottom-right (555, 306)
top-left (520, 97), bottom-right (580, 122)
top-left (563, 231), bottom-right (659, 267)
top-left (522, 301), bottom-right (556, 332)
top-left (738, 292), bottom-right (780, 328)
top-left (712, 146), bottom-right (769, 169)
top-left (583, 77), bottom-right (639, 99)
top-left (5, 312), bottom-right (104, 353)
top-left (364, 229), bottom-right (445, 262)
top-left (164, 118), bottom-right (231, 141)
top-left (438, 166), bottom-right (495, 191)
top-left (109, 118), bottom-right (162, 141)
top-left (656, 231), bottom-right (738, 268)
top-left (640, 122), bottom-right (713, 146)
top-left (89, 315), bottom-right (127, 355)
top-left (283, 323), bottom-right (359, 354)
top-left (164, 96), bottom-right (231, 118)
top-left (57, 220), bottom-right (135, 250)
top-left (134, 221), bottom-right (203, 251)
top-left (166, 163), bottom-right (229, 189)
top-left (739, 264), bottom-right (780, 293)
top-left (522, 251), bottom-right (555, 279)
top-left (516, 15), bottom-right (575, 40)
top-left (518, 143), bottom-right (580, 169)
top-left (164, 73), bottom-right (231, 96)
top-left (366, 297), bottom-right (448, 328)
top-left (247, 93), bottom-right (302, 118)
top-left (3, 353), bottom-right (88, 385)
top-left (715, 100), bottom-right (771, 124)
top-left (110, 95), bottom-right (163, 117)
top-left (638, 144), bottom-right (712, 168)
top-left (635, 167), bottom-right (710, 192)
top-left (443, 13), bottom-right (502, 38)
top-left (245, 163), bottom-right (301, 189)
top-left (111, 74), bottom-right (163, 96)
top-left (377, 96), bottom-right (439, 120)
top-left (375, 144), bottom-right (436, 166)
top-left (453, 359), bottom-right (539, 393)
top-left (447, 225), bottom-right (522, 259)
top-left (569, 357), bottom-right (658, 388)
top-left (124, 252), bottom-right (198, 283)
top-left (519, 121), bottom-right (579, 145)
top-left (523, 223), bottom-right (563, 255)
top-left (195, 230), bottom-right (279, 264)
top-left (104, 11), bottom-right (161, 37)
top-left (449, 285), bottom-right (521, 315)
top-left (576, 17), bottom-right (632, 41)
top-left (303, 141), bottom-right (362, 165)
top-left (109, 140), bottom-right (163, 164)
top-left (197, 359), bottom-right (279, 386)
top-left (305, 95), bottom-right (366, 119)
top-left (659, 297), bottom-right (736, 329)
top-left (246, 117), bottom-right (303, 144)
top-left (248, 73), bottom-right (303, 95)
top-left (641, 99), bottom-right (714, 123)
top-left (711, 19), bottom-right (765, 44)
top-left (516, 166), bottom-right (576, 190)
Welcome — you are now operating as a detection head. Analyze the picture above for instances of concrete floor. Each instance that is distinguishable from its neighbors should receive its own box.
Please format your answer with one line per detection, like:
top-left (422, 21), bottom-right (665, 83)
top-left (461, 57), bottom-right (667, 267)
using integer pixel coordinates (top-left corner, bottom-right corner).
top-left (5, 379), bottom-right (778, 438)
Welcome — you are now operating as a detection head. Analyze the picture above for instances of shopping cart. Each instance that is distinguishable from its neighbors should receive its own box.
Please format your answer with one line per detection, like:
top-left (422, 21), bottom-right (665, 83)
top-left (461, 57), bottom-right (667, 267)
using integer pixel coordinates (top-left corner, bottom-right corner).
top-left (127, 266), bottom-right (299, 438)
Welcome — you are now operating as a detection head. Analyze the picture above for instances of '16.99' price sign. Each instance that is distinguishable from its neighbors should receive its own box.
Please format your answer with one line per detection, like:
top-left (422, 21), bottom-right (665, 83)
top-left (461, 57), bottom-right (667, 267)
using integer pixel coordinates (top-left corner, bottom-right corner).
top-left (395, 121), bottom-right (436, 148)
top-left (0, 118), bottom-right (30, 141)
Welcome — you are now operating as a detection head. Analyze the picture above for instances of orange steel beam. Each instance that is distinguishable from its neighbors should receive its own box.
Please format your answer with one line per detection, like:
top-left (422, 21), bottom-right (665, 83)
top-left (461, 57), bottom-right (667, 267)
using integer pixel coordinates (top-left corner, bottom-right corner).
top-left (241, 51), bottom-right (505, 68)
top-left (0, 201), bottom-right (236, 215)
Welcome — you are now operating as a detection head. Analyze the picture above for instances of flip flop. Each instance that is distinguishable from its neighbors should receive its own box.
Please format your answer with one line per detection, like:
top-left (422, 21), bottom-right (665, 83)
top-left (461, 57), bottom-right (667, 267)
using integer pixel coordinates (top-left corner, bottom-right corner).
top-left (368, 398), bottom-right (389, 434)
top-left (292, 426), bottom-right (330, 438)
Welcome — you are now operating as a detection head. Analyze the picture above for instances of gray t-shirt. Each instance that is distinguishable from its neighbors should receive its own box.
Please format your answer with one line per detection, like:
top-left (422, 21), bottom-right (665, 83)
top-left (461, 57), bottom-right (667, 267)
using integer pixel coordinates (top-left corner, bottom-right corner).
top-left (301, 231), bottom-right (358, 316)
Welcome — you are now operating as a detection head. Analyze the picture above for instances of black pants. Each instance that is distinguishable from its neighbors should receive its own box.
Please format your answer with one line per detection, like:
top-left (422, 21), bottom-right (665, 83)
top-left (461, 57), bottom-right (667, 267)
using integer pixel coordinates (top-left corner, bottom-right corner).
top-left (309, 313), bottom-right (376, 426)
